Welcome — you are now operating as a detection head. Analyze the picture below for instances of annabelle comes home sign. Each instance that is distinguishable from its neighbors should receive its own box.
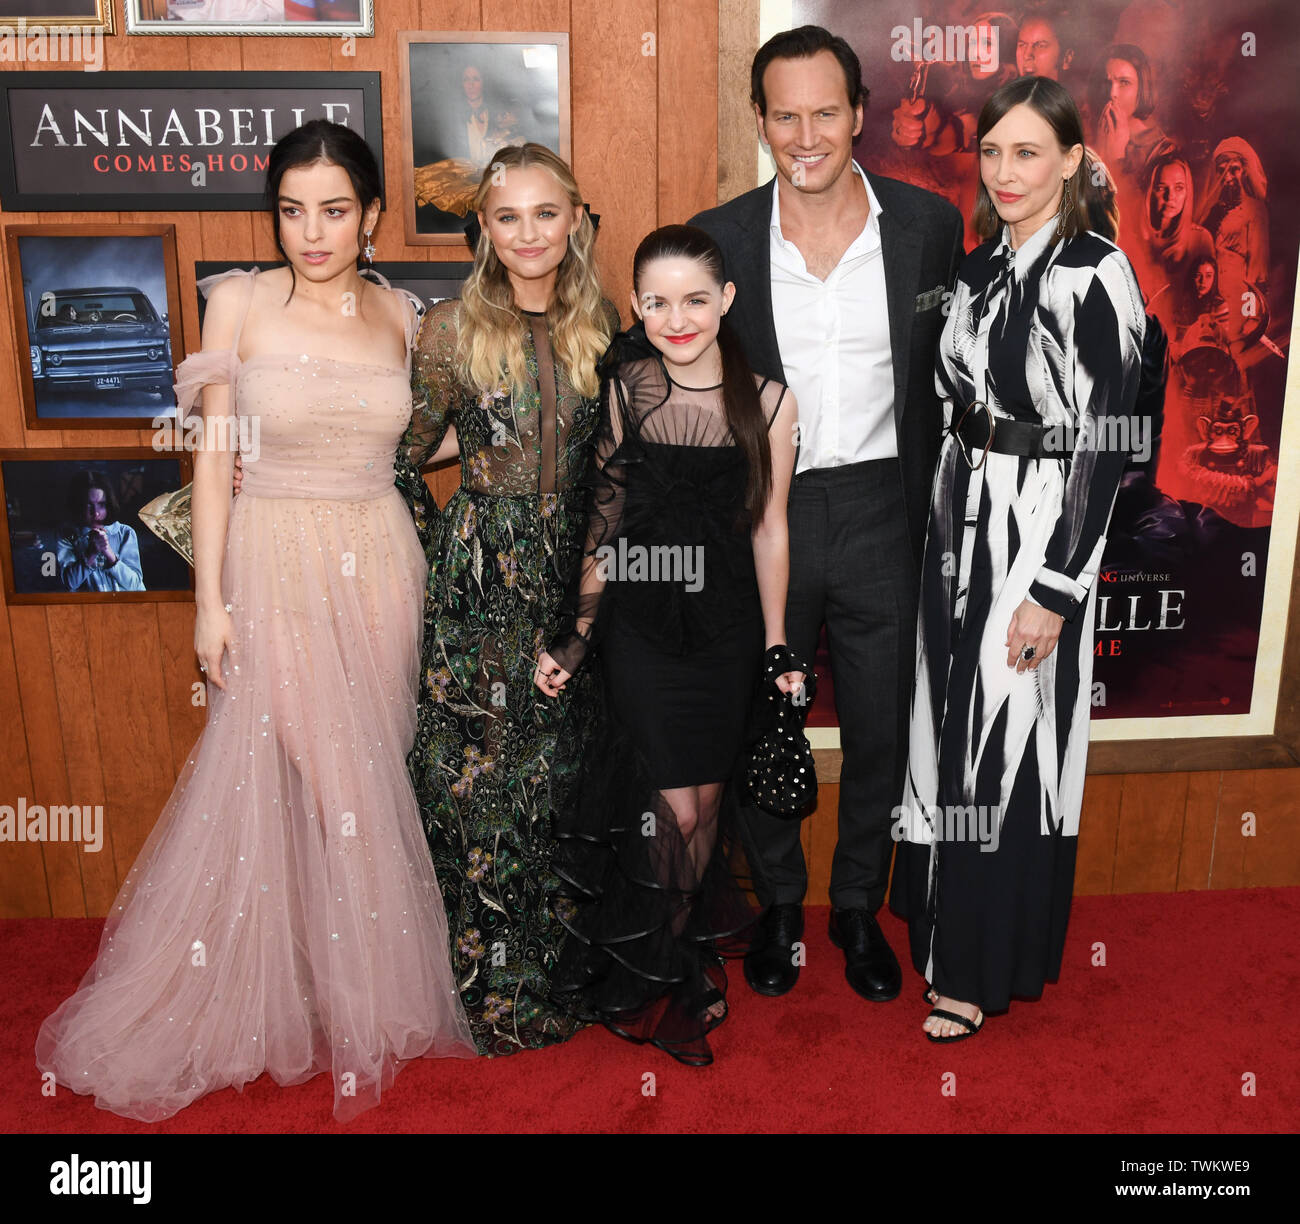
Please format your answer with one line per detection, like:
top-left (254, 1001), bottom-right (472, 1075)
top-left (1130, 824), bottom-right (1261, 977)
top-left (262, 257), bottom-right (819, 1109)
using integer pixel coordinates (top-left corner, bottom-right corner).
top-left (0, 72), bottom-right (383, 211)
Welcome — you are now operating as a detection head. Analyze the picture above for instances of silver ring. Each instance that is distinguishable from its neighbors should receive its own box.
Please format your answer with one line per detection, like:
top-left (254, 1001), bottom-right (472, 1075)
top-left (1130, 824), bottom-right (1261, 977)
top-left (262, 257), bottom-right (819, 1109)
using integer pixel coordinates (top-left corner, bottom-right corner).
top-left (1021, 645), bottom-right (1036, 661)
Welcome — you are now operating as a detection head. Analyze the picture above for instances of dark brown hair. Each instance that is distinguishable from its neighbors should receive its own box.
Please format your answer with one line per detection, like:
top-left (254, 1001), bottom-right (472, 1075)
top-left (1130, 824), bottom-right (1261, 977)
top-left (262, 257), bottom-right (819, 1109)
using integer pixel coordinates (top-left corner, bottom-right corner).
top-left (1088, 44), bottom-right (1157, 122)
top-left (66, 470), bottom-right (120, 521)
top-left (632, 225), bottom-right (772, 518)
top-left (1079, 148), bottom-right (1119, 241)
top-left (750, 24), bottom-right (866, 116)
top-left (972, 75), bottom-right (1090, 242)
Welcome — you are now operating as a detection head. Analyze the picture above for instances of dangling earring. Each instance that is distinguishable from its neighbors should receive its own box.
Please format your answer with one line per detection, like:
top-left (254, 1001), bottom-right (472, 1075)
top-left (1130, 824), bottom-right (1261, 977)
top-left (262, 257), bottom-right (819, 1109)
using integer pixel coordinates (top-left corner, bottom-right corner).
top-left (1055, 177), bottom-right (1073, 239)
top-left (362, 230), bottom-right (375, 263)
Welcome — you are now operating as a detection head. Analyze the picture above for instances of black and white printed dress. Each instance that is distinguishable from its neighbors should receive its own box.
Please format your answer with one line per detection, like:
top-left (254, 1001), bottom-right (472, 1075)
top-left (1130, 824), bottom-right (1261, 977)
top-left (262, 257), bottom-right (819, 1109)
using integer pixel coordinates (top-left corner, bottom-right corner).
top-left (891, 220), bottom-right (1145, 1011)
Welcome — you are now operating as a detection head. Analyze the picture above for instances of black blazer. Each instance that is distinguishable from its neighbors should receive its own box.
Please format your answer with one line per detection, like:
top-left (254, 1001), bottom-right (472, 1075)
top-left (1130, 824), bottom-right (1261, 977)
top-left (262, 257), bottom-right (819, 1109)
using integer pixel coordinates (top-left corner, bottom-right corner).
top-left (689, 171), bottom-right (964, 566)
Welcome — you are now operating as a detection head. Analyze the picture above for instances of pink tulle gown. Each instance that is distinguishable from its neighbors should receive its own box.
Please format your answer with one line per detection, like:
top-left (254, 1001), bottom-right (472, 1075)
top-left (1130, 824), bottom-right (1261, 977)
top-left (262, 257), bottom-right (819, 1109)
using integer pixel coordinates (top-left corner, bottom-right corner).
top-left (36, 269), bottom-right (476, 1123)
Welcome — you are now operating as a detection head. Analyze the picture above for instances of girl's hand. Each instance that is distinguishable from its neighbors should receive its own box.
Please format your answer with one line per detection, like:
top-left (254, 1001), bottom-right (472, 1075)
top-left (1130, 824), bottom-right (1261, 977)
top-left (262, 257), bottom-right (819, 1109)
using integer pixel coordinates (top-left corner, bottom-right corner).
top-left (533, 649), bottom-right (572, 698)
top-left (232, 453), bottom-right (244, 495)
top-left (776, 669), bottom-right (806, 696)
top-left (195, 603), bottom-right (234, 691)
top-left (1005, 599), bottom-right (1064, 674)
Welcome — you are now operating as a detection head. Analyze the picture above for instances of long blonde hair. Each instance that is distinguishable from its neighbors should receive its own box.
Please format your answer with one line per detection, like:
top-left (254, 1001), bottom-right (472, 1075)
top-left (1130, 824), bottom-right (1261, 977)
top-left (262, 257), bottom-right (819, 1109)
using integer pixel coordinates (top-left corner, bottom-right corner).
top-left (459, 144), bottom-right (609, 399)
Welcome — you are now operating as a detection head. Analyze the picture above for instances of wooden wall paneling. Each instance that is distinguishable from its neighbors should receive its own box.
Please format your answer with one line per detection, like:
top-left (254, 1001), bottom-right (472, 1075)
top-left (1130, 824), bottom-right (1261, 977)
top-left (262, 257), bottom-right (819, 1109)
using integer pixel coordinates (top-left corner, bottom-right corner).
top-left (9, 606), bottom-right (84, 917)
top-left (717, 0), bottom-right (761, 206)
top-left (418, 1), bottom-right (482, 30)
top-left (803, 782), bottom-right (835, 904)
top-left (155, 604), bottom-right (204, 779)
top-left (1076, 773), bottom-right (1124, 895)
top-left (657, 0), bottom-right (719, 226)
top-left (570, 0), bottom-right (658, 322)
top-left (481, 0), bottom-right (569, 31)
top-left (81, 604), bottom-right (178, 897)
top-left (45, 606), bottom-right (116, 916)
top-left (105, 21), bottom-right (190, 70)
top-left (183, 39), bottom-right (243, 73)
top-left (0, 597), bottom-right (51, 918)
top-left (1238, 767), bottom-right (1300, 887)
top-left (1210, 769), bottom-right (1254, 888)
top-left (1175, 768), bottom-right (1221, 891)
top-left (1110, 771), bottom-right (1190, 894)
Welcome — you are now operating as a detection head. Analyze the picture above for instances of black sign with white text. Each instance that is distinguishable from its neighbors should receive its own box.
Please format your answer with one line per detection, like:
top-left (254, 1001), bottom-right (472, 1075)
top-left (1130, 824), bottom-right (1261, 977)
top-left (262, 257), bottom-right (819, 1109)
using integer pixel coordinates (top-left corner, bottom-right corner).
top-left (0, 72), bottom-right (383, 211)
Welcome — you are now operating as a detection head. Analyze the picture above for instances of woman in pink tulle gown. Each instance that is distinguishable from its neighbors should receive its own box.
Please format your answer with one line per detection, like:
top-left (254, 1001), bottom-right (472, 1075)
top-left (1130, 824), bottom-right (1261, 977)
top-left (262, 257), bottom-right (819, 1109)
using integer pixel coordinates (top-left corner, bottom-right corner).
top-left (36, 121), bottom-right (475, 1123)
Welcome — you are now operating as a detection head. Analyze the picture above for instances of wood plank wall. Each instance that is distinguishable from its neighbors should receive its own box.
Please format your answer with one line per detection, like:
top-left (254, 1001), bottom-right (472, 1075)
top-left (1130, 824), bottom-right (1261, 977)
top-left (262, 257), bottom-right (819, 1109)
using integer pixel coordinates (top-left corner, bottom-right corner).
top-left (1, 3), bottom-right (1294, 920)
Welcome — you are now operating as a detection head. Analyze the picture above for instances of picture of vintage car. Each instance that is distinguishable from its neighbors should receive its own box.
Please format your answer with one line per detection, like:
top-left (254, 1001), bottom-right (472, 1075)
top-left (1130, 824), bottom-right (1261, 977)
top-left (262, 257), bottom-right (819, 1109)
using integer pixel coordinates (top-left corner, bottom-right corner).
top-left (30, 285), bottom-right (173, 399)
top-left (6, 226), bottom-right (183, 428)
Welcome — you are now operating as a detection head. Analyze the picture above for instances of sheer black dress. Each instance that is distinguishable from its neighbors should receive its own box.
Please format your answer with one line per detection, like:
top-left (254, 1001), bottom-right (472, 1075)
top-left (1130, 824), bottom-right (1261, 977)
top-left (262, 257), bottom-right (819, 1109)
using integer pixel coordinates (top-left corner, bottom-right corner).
top-left (548, 330), bottom-right (787, 1064)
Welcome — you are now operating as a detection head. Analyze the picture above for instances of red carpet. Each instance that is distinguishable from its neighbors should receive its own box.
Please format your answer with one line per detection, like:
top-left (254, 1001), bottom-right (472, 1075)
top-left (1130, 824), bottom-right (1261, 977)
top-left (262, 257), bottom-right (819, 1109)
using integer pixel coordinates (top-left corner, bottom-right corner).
top-left (5, 889), bottom-right (1298, 1134)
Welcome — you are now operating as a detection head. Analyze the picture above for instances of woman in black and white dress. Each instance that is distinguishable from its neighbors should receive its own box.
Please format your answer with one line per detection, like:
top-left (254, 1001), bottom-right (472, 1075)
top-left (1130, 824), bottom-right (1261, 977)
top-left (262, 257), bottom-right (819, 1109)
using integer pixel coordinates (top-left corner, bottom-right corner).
top-left (892, 76), bottom-right (1146, 1041)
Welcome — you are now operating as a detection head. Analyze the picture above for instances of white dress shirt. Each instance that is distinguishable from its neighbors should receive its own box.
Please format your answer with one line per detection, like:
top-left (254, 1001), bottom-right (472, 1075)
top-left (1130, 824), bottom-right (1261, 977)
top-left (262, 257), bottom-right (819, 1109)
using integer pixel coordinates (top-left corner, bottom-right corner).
top-left (769, 161), bottom-right (895, 473)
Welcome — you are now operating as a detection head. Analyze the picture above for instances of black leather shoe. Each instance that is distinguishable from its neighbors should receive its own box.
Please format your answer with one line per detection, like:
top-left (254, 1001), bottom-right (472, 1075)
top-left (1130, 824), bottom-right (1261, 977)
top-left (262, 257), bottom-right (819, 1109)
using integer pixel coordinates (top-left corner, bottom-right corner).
top-left (828, 907), bottom-right (902, 1001)
top-left (743, 903), bottom-right (804, 996)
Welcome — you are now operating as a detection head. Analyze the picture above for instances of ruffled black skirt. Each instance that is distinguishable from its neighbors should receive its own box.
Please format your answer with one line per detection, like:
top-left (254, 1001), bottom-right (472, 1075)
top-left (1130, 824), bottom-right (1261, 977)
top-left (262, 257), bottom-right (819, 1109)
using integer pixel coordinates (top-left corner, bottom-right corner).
top-left (549, 617), bottom-right (761, 1064)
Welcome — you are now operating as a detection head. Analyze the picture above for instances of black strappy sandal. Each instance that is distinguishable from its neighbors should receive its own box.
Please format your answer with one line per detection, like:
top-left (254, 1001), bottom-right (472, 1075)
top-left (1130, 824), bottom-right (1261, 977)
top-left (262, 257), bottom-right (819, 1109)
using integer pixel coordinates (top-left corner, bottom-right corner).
top-left (924, 1006), bottom-right (984, 1043)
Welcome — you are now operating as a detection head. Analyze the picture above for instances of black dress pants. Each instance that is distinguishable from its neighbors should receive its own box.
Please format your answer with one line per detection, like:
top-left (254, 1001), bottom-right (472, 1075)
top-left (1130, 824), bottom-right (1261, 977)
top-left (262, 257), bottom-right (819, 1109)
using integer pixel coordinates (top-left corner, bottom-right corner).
top-left (738, 458), bottom-right (917, 912)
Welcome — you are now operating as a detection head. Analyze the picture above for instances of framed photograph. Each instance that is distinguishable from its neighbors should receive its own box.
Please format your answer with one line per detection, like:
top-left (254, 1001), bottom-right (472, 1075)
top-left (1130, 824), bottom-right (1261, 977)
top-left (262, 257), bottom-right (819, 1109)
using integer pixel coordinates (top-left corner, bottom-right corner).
top-left (124, 1), bottom-right (372, 37)
top-left (399, 31), bottom-right (570, 246)
top-left (0, 2), bottom-right (114, 31)
top-left (6, 223), bottom-right (184, 430)
top-left (0, 71), bottom-right (383, 211)
top-left (0, 449), bottom-right (193, 603)
top-left (194, 259), bottom-right (472, 329)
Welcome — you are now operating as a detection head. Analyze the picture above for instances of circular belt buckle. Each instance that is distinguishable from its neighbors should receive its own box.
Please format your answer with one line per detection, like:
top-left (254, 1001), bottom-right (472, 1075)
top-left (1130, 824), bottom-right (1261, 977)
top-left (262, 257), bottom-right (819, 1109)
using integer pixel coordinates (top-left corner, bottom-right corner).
top-left (954, 399), bottom-right (995, 471)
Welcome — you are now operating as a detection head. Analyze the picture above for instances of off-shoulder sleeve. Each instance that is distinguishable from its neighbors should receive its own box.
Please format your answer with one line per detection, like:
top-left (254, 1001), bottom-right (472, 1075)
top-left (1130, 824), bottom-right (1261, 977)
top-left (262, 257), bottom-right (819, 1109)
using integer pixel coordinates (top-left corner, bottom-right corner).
top-left (174, 267), bottom-right (257, 420)
top-left (174, 349), bottom-right (239, 420)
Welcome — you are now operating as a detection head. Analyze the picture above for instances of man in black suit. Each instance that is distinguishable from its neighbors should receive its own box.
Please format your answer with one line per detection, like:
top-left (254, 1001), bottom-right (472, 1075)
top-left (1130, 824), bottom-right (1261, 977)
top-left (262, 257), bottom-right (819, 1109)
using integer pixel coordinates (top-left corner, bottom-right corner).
top-left (690, 25), bottom-right (963, 1003)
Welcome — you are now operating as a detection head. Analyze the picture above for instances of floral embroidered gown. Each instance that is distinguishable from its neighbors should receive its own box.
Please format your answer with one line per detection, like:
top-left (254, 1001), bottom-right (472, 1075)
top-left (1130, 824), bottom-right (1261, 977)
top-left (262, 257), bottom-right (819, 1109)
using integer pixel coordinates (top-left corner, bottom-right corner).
top-left (395, 296), bottom-right (617, 1055)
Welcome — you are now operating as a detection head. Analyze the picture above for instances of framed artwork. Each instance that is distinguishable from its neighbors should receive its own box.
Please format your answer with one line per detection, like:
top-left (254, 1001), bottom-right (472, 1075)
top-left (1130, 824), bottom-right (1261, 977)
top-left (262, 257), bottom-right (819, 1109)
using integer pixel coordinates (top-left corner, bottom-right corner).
top-left (0, 2), bottom-right (114, 30)
top-left (398, 31), bottom-right (570, 246)
top-left (5, 223), bottom-right (184, 430)
top-left (740, 0), bottom-right (1300, 774)
top-left (0, 71), bottom-right (383, 211)
top-left (0, 449), bottom-right (193, 603)
top-left (124, 1), bottom-right (373, 37)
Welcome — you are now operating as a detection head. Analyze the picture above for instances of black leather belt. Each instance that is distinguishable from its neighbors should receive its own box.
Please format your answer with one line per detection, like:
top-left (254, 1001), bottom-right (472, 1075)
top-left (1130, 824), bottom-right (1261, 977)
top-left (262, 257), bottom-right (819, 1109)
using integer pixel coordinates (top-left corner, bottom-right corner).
top-left (951, 400), bottom-right (1068, 468)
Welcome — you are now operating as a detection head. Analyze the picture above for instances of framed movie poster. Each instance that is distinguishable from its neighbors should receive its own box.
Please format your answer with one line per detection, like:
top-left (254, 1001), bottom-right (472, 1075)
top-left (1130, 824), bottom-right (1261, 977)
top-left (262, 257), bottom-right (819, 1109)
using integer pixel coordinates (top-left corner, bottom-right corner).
top-left (124, 1), bottom-right (373, 37)
top-left (0, 71), bottom-right (382, 211)
top-left (0, 449), bottom-right (193, 603)
top-left (5, 223), bottom-right (184, 430)
top-left (399, 31), bottom-right (570, 246)
top-left (0, 2), bottom-right (114, 30)
top-left (744, 0), bottom-right (1300, 773)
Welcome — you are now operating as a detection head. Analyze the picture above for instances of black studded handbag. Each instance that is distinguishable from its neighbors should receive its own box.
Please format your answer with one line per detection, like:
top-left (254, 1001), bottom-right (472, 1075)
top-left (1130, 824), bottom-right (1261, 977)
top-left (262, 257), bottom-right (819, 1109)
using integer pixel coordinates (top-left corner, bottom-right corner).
top-left (742, 645), bottom-right (817, 818)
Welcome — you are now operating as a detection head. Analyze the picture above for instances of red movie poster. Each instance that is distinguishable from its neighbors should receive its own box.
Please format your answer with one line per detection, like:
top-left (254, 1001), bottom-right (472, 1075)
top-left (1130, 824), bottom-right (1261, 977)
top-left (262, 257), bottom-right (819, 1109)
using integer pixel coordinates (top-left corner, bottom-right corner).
top-left (794, 0), bottom-right (1297, 722)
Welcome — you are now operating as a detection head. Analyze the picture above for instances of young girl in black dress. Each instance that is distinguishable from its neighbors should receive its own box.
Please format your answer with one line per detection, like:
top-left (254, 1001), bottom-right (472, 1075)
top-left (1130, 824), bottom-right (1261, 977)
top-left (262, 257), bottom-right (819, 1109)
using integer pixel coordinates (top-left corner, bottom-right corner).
top-left (534, 225), bottom-right (803, 1065)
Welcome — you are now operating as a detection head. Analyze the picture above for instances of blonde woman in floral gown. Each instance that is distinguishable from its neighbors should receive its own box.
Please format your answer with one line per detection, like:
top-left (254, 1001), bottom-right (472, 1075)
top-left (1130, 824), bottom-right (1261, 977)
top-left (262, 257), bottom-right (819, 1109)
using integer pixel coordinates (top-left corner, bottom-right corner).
top-left (396, 144), bottom-right (617, 1055)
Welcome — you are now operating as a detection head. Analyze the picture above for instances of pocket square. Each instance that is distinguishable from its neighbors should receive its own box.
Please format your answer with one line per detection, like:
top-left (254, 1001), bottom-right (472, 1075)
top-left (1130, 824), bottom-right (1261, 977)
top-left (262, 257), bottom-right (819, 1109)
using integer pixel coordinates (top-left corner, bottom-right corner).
top-left (915, 285), bottom-right (945, 312)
